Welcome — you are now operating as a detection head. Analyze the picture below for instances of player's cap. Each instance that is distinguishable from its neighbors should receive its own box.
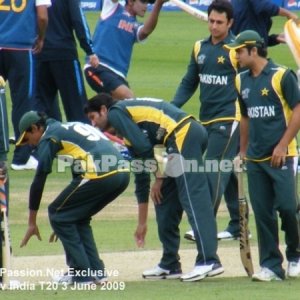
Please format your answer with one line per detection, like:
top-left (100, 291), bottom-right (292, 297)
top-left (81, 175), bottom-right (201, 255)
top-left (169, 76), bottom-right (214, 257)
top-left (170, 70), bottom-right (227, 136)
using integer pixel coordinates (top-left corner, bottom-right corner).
top-left (16, 111), bottom-right (41, 146)
top-left (224, 30), bottom-right (265, 50)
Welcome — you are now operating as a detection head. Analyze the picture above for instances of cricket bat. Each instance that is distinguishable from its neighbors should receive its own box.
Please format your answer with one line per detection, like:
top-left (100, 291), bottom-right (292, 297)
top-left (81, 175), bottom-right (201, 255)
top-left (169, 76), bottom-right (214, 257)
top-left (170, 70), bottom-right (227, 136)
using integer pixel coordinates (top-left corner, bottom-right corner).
top-left (284, 19), bottom-right (300, 87)
top-left (234, 157), bottom-right (254, 277)
top-left (0, 162), bottom-right (10, 289)
top-left (170, 0), bottom-right (208, 22)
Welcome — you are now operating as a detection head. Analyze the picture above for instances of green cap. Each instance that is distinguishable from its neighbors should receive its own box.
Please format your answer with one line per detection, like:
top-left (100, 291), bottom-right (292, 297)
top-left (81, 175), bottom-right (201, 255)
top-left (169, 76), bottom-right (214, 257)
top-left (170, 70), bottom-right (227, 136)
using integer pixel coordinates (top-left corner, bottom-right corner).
top-left (224, 30), bottom-right (265, 50)
top-left (16, 111), bottom-right (41, 146)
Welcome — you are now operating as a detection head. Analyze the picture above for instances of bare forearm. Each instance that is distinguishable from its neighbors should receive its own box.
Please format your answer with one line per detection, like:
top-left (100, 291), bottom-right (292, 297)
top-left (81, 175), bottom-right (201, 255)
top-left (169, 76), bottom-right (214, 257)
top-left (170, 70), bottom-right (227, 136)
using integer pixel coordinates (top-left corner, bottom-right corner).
top-left (36, 5), bottom-right (48, 41)
top-left (138, 202), bottom-right (148, 226)
top-left (240, 116), bottom-right (249, 156)
top-left (140, 0), bottom-right (164, 38)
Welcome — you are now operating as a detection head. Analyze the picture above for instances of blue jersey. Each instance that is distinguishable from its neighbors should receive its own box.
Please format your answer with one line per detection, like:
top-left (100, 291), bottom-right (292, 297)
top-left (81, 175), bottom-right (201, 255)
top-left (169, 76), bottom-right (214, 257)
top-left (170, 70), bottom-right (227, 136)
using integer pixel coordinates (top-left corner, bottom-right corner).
top-left (0, 0), bottom-right (39, 49)
top-left (92, 0), bottom-right (142, 78)
top-left (230, 0), bottom-right (279, 46)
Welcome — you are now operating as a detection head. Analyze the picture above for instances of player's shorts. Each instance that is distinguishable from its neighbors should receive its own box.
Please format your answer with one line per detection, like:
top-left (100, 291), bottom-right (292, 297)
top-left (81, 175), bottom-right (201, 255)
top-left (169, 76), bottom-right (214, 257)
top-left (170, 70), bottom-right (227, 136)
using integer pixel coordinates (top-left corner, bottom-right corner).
top-left (84, 64), bottom-right (130, 94)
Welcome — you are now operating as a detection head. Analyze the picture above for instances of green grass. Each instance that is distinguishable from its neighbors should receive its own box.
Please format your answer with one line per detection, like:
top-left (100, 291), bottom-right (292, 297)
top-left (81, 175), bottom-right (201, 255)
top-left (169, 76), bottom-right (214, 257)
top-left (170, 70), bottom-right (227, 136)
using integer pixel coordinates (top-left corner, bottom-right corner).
top-left (3, 9), bottom-right (300, 300)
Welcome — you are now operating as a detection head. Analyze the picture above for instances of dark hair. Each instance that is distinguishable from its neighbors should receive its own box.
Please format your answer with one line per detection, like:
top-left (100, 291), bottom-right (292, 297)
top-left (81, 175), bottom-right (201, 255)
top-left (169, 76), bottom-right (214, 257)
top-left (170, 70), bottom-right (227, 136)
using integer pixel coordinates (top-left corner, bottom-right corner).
top-left (26, 112), bottom-right (47, 133)
top-left (246, 45), bottom-right (268, 58)
top-left (208, 0), bottom-right (233, 20)
top-left (84, 93), bottom-right (117, 114)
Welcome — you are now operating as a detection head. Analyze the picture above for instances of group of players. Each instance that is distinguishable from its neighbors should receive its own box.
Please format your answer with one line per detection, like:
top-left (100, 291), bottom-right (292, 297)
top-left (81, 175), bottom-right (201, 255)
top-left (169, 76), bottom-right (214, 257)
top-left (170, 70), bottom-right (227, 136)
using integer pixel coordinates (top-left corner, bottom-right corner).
top-left (1, 0), bottom-right (300, 286)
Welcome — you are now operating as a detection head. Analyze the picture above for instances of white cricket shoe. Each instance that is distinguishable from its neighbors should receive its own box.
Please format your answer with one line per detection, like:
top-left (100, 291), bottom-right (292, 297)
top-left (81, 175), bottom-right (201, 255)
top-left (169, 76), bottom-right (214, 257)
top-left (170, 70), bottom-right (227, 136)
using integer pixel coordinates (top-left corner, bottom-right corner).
top-left (52, 273), bottom-right (73, 285)
top-left (142, 265), bottom-right (182, 279)
top-left (252, 267), bottom-right (282, 282)
top-left (11, 155), bottom-right (38, 171)
top-left (287, 260), bottom-right (300, 278)
top-left (180, 263), bottom-right (224, 282)
top-left (184, 230), bottom-right (195, 242)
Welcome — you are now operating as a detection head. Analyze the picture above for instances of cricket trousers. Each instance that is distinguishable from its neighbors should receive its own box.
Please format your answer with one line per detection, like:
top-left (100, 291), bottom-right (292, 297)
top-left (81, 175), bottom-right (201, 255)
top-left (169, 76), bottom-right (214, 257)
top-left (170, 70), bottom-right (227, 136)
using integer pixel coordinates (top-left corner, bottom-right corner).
top-left (34, 60), bottom-right (89, 123)
top-left (156, 119), bottom-right (220, 270)
top-left (48, 172), bottom-right (130, 281)
top-left (204, 121), bottom-right (240, 235)
top-left (247, 158), bottom-right (300, 279)
top-left (0, 49), bottom-right (35, 164)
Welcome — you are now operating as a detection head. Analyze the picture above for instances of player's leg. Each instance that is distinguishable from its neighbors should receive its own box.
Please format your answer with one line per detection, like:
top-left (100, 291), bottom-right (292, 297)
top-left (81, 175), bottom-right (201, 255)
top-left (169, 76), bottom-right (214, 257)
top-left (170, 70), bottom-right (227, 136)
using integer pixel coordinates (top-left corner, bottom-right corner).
top-left (5, 50), bottom-right (37, 168)
top-left (143, 177), bottom-right (183, 279)
top-left (172, 120), bottom-right (223, 281)
top-left (54, 60), bottom-right (88, 123)
top-left (205, 121), bottom-right (240, 239)
top-left (49, 173), bottom-right (129, 283)
top-left (247, 161), bottom-right (285, 281)
top-left (34, 60), bottom-right (62, 121)
top-left (271, 157), bottom-right (300, 278)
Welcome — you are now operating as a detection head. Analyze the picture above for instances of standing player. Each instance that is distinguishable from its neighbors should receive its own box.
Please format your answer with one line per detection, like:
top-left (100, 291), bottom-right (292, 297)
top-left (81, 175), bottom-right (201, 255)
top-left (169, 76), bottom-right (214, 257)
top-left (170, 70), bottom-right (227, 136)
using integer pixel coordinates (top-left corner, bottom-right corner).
top-left (230, 0), bottom-right (298, 47)
top-left (34, 0), bottom-right (99, 122)
top-left (0, 0), bottom-right (50, 170)
top-left (18, 111), bottom-right (130, 284)
top-left (224, 30), bottom-right (300, 281)
top-left (172, 0), bottom-right (240, 241)
top-left (84, 0), bottom-right (166, 100)
top-left (85, 94), bottom-right (224, 282)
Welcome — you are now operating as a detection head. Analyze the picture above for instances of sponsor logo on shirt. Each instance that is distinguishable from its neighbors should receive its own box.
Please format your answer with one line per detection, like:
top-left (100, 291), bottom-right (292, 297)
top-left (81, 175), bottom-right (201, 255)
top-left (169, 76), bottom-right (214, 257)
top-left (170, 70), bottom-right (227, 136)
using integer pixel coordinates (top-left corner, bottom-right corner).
top-left (199, 74), bottom-right (228, 85)
top-left (247, 106), bottom-right (275, 118)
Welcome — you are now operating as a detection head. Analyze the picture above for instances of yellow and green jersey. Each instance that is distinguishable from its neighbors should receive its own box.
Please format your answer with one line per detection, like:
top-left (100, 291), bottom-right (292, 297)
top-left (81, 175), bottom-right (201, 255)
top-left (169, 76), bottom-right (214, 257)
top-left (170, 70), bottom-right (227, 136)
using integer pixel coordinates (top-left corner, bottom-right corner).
top-left (108, 98), bottom-right (192, 157)
top-left (237, 60), bottom-right (300, 160)
top-left (172, 33), bottom-right (240, 124)
top-left (36, 119), bottom-right (126, 179)
top-left (108, 98), bottom-right (194, 203)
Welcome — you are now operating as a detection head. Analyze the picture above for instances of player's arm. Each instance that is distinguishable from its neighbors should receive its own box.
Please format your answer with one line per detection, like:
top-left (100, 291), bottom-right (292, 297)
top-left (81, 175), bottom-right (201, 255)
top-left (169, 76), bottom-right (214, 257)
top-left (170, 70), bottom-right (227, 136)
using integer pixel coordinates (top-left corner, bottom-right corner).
top-left (69, 0), bottom-right (99, 67)
top-left (271, 70), bottom-right (300, 167)
top-left (171, 48), bottom-right (199, 108)
top-left (20, 172), bottom-right (48, 247)
top-left (33, 2), bottom-right (50, 53)
top-left (138, 0), bottom-right (166, 40)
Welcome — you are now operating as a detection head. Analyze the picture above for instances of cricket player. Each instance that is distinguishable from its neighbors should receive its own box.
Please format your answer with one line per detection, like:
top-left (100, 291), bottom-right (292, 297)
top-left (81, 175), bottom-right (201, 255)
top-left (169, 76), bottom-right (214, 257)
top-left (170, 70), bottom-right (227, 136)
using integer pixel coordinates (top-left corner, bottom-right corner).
top-left (172, 0), bottom-right (240, 241)
top-left (0, 0), bottom-right (50, 170)
top-left (84, 0), bottom-right (166, 100)
top-left (85, 93), bottom-right (224, 282)
top-left (18, 111), bottom-right (130, 284)
top-left (224, 30), bottom-right (300, 281)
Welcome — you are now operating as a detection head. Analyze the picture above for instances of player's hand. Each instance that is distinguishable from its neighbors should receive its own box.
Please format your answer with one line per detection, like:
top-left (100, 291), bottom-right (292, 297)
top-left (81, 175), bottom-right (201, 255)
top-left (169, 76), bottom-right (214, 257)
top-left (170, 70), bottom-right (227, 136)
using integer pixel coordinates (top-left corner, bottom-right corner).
top-left (150, 178), bottom-right (163, 205)
top-left (134, 224), bottom-right (147, 248)
top-left (276, 33), bottom-right (286, 43)
top-left (32, 37), bottom-right (44, 54)
top-left (89, 54), bottom-right (100, 68)
top-left (20, 224), bottom-right (42, 247)
top-left (271, 144), bottom-right (287, 168)
top-left (49, 232), bottom-right (59, 243)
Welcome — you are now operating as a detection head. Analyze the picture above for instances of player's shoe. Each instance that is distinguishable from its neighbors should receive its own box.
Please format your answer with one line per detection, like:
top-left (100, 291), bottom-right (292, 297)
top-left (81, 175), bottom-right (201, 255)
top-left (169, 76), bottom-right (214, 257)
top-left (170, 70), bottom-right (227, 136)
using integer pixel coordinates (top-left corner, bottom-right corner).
top-left (287, 259), bottom-right (300, 278)
top-left (11, 155), bottom-right (38, 171)
top-left (184, 230), bottom-right (195, 242)
top-left (142, 265), bottom-right (182, 279)
top-left (9, 136), bottom-right (16, 145)
top-left (217, 230), bottom-right (252, 241)
top-left (180, 262), bottom-right (224, 282)
top-left (252, 267), bottom-right (282, 282)
top-left (94, 276), bottom-right (108, 285)
top-left (52, 272), bottom-right (73, 285)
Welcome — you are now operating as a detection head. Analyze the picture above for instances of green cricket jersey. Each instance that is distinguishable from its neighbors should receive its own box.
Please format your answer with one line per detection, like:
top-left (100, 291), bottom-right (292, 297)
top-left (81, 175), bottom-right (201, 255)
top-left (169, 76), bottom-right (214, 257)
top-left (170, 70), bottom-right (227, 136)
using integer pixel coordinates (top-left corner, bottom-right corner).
top-left (36, 119), bottom-right (127, 179)
top-left (172, 33), bottom-right (240, 124)
top-left (237, 60), bottom-right (300, 160)
top-left (108, 98), bottom-right (193, 155)
top-left (107, 98), bottom-right (194, 203)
